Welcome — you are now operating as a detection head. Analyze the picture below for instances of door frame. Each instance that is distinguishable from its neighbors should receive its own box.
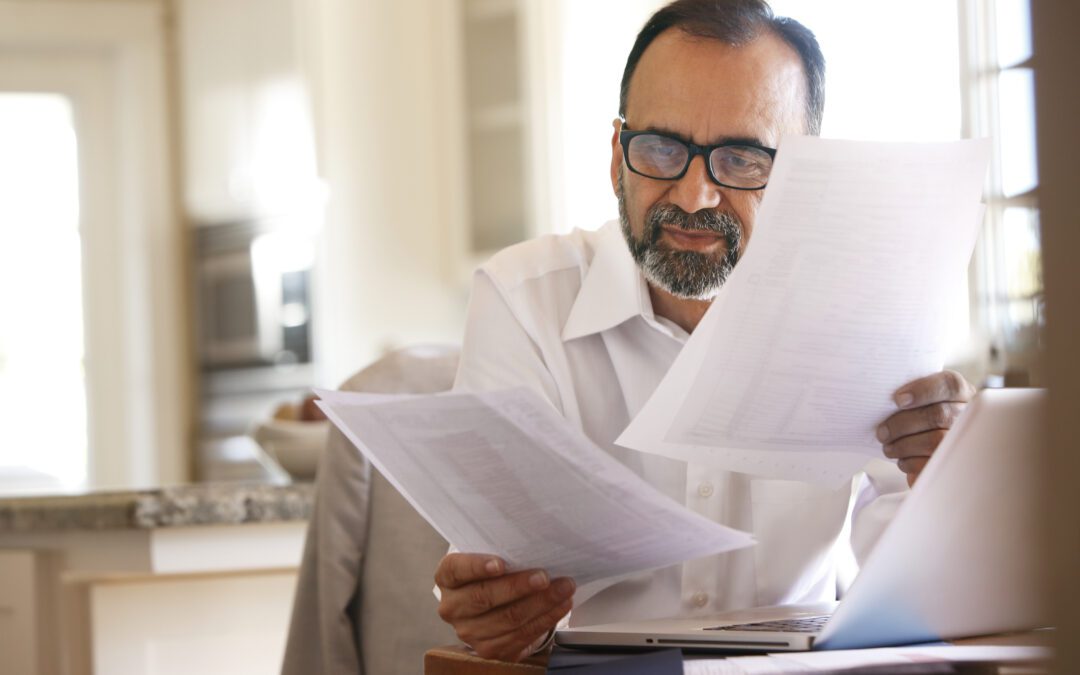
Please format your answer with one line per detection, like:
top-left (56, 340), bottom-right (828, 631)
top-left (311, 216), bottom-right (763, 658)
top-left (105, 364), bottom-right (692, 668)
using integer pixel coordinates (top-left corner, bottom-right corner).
top-left (0, 0), bottom-right (189, 489)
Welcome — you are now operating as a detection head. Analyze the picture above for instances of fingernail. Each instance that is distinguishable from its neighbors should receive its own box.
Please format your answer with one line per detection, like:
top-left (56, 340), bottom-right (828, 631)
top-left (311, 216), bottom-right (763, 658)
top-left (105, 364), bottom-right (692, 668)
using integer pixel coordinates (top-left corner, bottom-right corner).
top-left (876, 425), bottom-right (889, 443)
top-left (529, 571), bottom-right (549, 589)
top-left (896, 392), bottom-right (914, 408)
top-left (517, 647), bottom-right (532, 661)
top-left (554, 577), bottom-right (576, 598)
top-left (485, 558), bottom-right (502, 575)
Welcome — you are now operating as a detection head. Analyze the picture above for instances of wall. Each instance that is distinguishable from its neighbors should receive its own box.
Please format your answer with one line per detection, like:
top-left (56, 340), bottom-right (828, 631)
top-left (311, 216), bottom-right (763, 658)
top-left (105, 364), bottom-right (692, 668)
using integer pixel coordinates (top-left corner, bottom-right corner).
top-left (1032, 1), bottom-right (1080, 671)
top-left (301, 0), bottom-right (468, 386)
top-left (299, 0), bottom-right (673, 385)
top-left (554, 0), bottom-right (667, 234)
top-left (0, 0), bottom-right (190, 489)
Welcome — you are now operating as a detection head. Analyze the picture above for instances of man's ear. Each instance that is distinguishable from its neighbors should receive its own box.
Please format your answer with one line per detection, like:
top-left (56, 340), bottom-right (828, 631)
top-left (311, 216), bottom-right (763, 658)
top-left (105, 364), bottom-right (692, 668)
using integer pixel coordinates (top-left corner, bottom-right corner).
top-left (609, 118), bottom-right (622, 195)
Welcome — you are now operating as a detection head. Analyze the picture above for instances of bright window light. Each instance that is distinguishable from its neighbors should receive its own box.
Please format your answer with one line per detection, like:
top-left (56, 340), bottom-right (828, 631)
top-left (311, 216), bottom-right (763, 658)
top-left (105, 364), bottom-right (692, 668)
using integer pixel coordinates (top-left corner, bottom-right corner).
top-left (997, 68), bottom-right (1038, 197)
top-left (769, 1), bottom-right (968, 361)
top-left (0, 93), bottom-right (87, 490)
top-left (769, 0), bottom-right (961, 142)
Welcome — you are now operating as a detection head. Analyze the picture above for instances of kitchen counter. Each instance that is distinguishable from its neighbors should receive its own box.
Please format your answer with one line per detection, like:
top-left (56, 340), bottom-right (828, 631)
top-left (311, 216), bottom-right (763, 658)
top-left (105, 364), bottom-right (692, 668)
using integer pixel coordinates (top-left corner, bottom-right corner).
top-left (0, 482), bottom-right (314, 674)
top-left (0, 482), bottom-right (315, 533)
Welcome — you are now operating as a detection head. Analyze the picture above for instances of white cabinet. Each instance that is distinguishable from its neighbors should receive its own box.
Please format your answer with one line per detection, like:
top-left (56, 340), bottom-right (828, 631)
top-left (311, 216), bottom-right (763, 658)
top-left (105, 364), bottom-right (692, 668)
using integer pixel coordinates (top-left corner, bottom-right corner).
top-left (461, 0), bottom-right (529, 253)
top-left (1, 521), bottom-right (305, 675)
top-left (442, 0), bottom-right (561, 279)
top-left (0, 552), bottom-right (41, 675)
top-left (176, 0), bottom-right (318, 223)
top-left (90, 570), bottom-right (297, 675)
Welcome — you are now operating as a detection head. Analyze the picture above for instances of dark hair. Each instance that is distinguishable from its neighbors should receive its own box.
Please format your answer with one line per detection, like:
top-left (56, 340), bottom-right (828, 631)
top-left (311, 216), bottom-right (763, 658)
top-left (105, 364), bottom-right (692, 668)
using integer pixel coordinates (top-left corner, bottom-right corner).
top-left (619, 0), bottom-right (826, 135)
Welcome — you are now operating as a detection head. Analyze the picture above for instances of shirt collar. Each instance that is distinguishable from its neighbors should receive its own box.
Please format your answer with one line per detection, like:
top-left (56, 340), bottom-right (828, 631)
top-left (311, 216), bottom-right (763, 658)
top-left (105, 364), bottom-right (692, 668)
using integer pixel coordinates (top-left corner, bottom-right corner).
top-left (562, 221), bottom-right (658, 341)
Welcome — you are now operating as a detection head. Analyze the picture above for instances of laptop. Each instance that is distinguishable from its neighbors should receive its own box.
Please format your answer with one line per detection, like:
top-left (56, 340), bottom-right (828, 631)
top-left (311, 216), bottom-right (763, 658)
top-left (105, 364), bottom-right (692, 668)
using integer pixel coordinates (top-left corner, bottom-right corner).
top-left (556, 388), bottom-right (1048, 652)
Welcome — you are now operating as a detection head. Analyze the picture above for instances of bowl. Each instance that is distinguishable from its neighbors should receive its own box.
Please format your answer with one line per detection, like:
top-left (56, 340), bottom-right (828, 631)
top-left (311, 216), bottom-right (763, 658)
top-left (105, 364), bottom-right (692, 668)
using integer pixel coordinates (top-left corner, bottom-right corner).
top-left (250, 418), bottom-right (330, 480)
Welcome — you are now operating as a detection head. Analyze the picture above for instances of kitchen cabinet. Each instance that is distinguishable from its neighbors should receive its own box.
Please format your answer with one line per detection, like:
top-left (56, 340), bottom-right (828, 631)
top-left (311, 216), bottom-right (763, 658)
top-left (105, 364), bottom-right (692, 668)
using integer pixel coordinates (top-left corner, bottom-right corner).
top-left (0, 483), bottom-right (312, 675)
top-left (440, 0), bottom-right (561, 281)
top-left (176, 0), bottom-right (318, 223)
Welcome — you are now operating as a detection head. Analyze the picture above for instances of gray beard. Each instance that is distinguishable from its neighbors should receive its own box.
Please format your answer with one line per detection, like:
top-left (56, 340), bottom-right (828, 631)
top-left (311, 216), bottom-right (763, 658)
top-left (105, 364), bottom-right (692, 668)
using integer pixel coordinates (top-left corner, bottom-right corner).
top-left (617, 169), bottom-right (743, 301)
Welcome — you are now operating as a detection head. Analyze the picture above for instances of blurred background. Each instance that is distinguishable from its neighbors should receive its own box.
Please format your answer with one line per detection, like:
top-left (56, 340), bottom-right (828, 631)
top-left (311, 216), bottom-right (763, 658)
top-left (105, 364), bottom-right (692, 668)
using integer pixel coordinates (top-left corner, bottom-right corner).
top-left (2, 2), bottom-right (1075, 674)
top-left (0, 0), bottom-right (1042, 494)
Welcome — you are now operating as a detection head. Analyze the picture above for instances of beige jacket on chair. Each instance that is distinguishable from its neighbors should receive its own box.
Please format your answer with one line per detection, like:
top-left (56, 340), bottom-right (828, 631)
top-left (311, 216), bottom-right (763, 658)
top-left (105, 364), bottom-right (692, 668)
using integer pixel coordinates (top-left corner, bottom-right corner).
top-left (281, 346), bottom-right (460, 675)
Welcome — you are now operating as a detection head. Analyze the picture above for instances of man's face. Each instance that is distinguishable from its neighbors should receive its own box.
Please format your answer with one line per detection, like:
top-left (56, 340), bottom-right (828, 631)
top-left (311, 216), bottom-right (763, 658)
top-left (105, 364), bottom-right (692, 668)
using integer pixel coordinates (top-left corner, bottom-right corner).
top-left (612, 29), bottom-right (809, 300)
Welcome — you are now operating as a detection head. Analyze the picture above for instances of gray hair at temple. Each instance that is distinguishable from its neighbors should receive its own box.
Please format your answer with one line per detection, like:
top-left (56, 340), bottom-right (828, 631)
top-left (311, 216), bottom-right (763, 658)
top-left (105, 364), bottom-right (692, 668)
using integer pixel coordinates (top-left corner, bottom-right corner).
top-left (619, 0), bottom-right (826, 135)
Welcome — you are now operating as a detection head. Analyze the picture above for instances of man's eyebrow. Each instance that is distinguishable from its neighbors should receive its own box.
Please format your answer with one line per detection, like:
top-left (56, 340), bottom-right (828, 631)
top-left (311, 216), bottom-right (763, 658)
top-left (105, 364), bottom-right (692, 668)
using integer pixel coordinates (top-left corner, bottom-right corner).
top-left (640, 124), bottom-right (769, 148)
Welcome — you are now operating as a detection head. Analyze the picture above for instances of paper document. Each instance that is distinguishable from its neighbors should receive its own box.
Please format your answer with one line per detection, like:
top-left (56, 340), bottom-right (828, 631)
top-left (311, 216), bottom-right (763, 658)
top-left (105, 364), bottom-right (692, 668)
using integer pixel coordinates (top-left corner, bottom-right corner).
top-left (315, 387), bottom-right (755, 585)
top-left (619, 136), bottom-right (991, 486)
top-left (683, 644), bottom-right (1050, 674)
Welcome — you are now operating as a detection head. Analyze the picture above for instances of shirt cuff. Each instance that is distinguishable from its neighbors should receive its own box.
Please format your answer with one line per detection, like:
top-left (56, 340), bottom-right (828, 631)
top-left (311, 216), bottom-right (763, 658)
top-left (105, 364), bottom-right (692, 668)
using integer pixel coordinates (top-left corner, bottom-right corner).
top-left (528, 626), bottom-right (557, 655)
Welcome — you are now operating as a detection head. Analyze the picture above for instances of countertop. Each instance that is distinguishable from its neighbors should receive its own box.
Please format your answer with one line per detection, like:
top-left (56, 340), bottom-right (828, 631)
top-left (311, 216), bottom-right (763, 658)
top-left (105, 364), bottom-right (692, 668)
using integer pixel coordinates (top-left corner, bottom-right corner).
top-left (0, 482), bottom-right (315, 533)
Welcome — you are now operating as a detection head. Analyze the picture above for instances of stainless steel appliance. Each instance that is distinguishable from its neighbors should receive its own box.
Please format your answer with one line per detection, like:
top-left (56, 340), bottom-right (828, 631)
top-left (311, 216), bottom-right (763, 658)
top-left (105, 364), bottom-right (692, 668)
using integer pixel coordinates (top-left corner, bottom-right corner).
top-left (194, 219), bottom-right (317, 482)
top-left (197, 219), bottom-right (313, 369)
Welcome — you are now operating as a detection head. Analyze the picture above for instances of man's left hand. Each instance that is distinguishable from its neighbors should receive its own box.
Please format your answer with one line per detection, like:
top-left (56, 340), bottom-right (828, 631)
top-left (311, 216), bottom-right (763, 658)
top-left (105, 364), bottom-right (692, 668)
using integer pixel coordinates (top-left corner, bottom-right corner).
top-left (877, 370), bottom-right (977, 487)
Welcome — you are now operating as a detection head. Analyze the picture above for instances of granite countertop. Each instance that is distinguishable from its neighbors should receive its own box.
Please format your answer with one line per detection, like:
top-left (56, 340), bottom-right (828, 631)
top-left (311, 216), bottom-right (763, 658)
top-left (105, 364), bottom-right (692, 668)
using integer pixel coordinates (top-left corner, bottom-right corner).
top-left (0, 482), bottom-right (315, 533)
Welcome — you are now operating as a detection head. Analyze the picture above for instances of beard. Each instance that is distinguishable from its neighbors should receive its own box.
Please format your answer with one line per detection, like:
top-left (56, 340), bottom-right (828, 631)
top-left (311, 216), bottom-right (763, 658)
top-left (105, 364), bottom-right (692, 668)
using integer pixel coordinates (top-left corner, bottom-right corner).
top-left (617, 168), bottom-right (743, 301)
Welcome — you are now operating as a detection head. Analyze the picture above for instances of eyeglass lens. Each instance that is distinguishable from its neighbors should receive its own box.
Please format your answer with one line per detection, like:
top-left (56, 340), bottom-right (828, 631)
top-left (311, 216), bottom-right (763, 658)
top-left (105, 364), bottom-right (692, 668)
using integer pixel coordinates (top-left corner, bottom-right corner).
top-left (627, 133), bottom-right (772, 188)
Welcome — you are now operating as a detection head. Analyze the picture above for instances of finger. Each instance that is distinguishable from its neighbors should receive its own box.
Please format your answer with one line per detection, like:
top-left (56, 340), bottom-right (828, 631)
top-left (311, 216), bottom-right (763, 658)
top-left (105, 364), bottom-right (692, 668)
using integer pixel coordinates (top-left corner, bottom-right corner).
top-left (877, 404), bottom-right (964, 445)
top-left (434, 553), bottom-right (505, 590)
top-left (456, 577), bottom-right (576, 642)
top-left (897, 456), bottom-right (930, 485)
top-left (439, 568), bottom-right (555, 622)
top-left (893, 370), bottom-right (975, 409)
top-left (468, 597), bottom-right (574, 662)
top-left (883, 429), bottom-right (948, 460)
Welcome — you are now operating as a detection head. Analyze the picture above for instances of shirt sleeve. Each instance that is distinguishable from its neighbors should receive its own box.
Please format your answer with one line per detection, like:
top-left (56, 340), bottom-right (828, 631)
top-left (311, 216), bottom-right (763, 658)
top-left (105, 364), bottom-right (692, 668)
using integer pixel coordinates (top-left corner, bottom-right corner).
top-left (434, 270), bottom-right (572, 643)
top-left (849, 458), bottom-right (910, 566)
top-left (453, 269), bottom-right (563, 413)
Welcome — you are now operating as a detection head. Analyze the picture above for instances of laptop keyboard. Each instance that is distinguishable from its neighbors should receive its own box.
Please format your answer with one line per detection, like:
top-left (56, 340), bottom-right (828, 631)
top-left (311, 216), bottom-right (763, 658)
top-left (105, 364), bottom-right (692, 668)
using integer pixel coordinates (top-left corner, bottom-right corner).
top-left (704, 615), bottom-right (830, 633)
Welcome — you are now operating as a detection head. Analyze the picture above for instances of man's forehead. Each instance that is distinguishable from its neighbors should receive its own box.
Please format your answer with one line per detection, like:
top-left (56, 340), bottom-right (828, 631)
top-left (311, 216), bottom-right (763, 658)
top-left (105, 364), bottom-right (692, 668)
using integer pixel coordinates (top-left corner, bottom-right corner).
top-left (624, 28), bottom-right (808, 145)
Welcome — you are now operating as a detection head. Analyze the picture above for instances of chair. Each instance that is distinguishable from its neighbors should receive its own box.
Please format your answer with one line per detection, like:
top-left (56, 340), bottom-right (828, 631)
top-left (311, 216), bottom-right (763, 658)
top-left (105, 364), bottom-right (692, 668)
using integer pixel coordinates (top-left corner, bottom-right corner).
top-left (281, 345), bottom-right (460, 675)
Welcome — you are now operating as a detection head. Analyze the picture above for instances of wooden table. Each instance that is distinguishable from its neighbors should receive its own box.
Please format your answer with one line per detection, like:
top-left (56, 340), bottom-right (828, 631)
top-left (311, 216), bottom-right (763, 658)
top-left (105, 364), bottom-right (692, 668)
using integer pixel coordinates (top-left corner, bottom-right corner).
top-left (424, 645), bottom-right (547, 675)
top-left (424, 631), bottom-right (1053, 674)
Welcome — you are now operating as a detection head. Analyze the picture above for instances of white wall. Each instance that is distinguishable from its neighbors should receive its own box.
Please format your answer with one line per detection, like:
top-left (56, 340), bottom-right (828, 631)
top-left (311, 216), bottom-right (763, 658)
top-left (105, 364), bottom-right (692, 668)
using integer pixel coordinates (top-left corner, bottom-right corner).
top-left (299, 0), bottom-right (672, 385)
top-left (554, 0), bottom-right (667, 234)
top-left (1032, 0), bottom-right (1080, 669)
top-left (302, 0), bottom-right (469, 386)
top-left (0, 0), bottom-right (189, 490)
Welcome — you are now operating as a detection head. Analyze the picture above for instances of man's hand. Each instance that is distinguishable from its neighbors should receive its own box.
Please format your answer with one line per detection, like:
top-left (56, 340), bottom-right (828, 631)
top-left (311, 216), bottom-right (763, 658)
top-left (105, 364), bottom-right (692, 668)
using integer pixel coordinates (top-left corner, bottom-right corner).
top-left (877, 370), bottom-right (977, 487)
top-left (435, 553), bottom-right (575, 662)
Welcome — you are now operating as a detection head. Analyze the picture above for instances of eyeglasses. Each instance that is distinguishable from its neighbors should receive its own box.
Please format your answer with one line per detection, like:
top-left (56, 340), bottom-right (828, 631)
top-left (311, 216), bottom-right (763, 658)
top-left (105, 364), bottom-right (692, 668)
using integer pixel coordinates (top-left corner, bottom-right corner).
top-left (619, 124), bottom-right (776, 190)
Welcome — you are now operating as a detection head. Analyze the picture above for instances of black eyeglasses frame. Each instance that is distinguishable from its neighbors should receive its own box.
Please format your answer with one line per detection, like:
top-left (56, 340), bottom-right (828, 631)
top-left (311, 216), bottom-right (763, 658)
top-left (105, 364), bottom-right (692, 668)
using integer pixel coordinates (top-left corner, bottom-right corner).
top-left (618, 124), bottom-right (777, 191)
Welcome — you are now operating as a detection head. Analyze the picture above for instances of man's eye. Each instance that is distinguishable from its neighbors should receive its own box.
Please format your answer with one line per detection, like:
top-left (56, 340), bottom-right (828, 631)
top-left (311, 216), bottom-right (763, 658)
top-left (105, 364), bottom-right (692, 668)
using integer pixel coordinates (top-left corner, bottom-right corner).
top-left (717, 148), bottom-right (768, 174)
top-left (651, 142), bottom-right (682, 157)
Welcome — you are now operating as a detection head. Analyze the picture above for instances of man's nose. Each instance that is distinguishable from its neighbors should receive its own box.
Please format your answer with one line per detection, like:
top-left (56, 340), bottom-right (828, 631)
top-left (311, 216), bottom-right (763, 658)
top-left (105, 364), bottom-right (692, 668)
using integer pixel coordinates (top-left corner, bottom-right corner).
top-left (668, 155), bottom-right (722, 213)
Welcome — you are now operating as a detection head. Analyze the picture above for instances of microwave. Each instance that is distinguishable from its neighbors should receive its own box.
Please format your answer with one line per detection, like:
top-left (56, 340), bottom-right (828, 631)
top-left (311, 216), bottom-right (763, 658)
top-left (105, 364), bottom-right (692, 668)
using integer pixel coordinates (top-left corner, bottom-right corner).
top-left (196, 220), bottom-right (314, 370)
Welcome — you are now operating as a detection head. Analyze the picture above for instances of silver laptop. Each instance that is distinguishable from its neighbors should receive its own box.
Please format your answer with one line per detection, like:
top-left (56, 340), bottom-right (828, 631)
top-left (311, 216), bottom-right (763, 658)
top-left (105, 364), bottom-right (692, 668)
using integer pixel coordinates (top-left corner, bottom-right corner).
top-left (556, 388), bottom-right (1048, 652)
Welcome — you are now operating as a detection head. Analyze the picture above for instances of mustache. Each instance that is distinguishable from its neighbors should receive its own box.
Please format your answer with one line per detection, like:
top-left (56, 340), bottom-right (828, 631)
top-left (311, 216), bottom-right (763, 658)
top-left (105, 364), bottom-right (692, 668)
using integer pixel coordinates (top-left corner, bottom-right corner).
top-left (644, 204), bottom-right (742, 243)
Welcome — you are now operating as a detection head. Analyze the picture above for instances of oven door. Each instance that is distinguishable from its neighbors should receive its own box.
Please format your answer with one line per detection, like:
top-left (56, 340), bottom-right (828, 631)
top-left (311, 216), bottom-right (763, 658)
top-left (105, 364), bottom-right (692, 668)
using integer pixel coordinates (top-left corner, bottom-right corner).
top-left (199, 248), bottom-right (283, 367)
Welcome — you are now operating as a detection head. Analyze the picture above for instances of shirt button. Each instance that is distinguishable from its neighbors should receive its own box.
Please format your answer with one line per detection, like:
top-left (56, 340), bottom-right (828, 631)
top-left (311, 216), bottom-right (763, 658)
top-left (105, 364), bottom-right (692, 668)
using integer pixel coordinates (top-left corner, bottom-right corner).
top-left (697, 481), bottom-right (715, 498)
top-left (692, 591), bottom-right (709, 608)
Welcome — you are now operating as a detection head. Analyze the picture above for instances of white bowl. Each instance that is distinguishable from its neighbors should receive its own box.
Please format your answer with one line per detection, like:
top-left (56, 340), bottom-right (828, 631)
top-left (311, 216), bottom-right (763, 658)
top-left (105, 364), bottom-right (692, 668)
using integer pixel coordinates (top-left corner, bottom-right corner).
top-left (250, 418), bottom-right (330, 480)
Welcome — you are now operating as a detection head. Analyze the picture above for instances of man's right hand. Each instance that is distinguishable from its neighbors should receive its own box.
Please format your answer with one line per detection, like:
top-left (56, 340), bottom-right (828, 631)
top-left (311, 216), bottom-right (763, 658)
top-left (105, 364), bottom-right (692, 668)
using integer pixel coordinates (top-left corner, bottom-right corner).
top-left (434, 553), bottom-right (576, 662)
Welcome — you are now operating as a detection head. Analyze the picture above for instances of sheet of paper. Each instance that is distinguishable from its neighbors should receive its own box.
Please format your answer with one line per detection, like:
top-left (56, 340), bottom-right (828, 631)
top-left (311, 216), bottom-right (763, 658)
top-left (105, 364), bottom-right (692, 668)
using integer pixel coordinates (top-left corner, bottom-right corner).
top-left (683, 645), bottom-right (1050, 674)
top-left (315, 387), bottom-right (755, 586)
top-left (619, 136), bottom-right (990, 486)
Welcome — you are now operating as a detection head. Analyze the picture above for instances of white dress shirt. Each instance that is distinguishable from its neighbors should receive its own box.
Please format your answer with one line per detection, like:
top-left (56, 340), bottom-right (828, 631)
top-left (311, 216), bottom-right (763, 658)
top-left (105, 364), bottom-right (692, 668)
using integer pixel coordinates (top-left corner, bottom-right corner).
top-left (453, 220), bottom-right (908, 628)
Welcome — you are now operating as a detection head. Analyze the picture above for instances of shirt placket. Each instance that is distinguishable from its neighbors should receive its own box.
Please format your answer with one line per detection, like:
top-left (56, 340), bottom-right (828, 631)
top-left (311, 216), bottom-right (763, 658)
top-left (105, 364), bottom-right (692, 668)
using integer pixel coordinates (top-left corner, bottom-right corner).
top-left (681, 463), bottom-right (725, 614)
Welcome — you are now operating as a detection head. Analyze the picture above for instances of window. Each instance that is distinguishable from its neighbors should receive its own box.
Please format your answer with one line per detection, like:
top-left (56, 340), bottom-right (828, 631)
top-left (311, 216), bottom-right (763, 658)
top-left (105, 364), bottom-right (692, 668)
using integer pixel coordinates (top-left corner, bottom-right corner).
top-left (766, 0), bottom-right (1039, 385)
top-left (769, 0), bottom-right (972, 369)
top-left (554, 0), bottom-right (1039, 384)
top-left (959, 0), bottom-right (1041, 385)
top-left (0, 2), bottom-right (187, 493)
top-left (0, 94), bottom-right (87, 490)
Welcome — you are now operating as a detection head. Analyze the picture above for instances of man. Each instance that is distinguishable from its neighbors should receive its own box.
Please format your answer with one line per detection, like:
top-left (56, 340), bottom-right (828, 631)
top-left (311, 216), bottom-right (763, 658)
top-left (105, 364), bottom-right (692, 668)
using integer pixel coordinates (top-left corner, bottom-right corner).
top-left (434, 0), bottom-right (976, 663)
